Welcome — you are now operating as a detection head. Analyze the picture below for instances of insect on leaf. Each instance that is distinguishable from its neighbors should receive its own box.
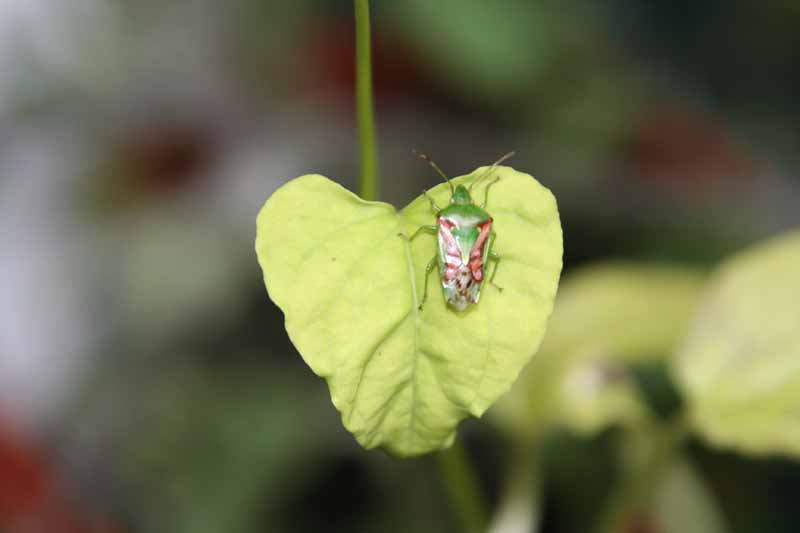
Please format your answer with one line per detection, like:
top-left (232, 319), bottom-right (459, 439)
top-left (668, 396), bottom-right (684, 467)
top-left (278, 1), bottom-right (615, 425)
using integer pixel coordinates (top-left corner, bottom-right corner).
top-left (256, 166), bottom-right (562, 457)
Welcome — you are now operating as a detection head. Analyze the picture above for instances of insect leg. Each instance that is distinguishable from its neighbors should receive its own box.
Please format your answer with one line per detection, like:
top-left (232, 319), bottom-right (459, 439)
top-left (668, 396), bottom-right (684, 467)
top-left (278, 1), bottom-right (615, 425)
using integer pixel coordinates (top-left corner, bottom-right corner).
top-left (399, 225), bottom-right (437, 242)
top-left (418, 255), bottom-right (438, 310)
top-left (484, 232), bottom-right (503, 291)
top-left (480, 177), bottom-right (501, 208)
top-left (488, 252), bottom-right (502, 290)
top-left (422, 190), bottom-right (441, 213)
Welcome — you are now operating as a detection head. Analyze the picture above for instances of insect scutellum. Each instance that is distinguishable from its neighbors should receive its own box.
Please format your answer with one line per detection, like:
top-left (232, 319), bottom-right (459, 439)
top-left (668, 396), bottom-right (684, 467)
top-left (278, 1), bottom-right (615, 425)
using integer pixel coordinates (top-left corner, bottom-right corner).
top-left (401, 151), bottom-right (515, 311)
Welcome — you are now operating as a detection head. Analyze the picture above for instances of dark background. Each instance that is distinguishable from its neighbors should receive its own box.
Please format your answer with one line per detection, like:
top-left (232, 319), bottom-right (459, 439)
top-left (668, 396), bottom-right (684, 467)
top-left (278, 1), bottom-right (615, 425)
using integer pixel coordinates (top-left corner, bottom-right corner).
top-left (1, 1), bottom-right (799, 531)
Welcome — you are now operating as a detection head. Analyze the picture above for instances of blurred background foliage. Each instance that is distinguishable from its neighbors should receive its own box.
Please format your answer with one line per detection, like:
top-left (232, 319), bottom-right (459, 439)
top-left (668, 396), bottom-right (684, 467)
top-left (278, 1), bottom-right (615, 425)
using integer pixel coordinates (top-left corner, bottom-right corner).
top-left (1, 0), bottom-right (799, 532)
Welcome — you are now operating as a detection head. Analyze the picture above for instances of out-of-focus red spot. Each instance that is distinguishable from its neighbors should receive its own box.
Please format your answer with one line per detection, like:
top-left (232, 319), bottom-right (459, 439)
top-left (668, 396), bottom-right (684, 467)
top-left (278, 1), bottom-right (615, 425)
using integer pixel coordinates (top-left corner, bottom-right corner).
top-left (0, 419), bottom-right (48, 523)
top-left (624, 511), bottom-right (659, 533)
top-left (115, 120), bottom-right (216, 195)
top-left (625, 104), bottom-right (756, 192)
top-left (0, 416), bottom-right (122, 533)
top-left (295, 17), bottom-right (426, 105)
top-left (91, 118), bottom-right (218, 213)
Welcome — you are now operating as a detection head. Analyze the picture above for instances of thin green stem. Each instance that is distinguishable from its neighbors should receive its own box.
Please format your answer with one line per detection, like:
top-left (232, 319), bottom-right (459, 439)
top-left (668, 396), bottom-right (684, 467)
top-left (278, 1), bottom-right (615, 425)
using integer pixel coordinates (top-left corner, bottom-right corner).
top-left (354, 0), bottom-right (379, 200)
top-left (438, 440), bottom-right (488, 533)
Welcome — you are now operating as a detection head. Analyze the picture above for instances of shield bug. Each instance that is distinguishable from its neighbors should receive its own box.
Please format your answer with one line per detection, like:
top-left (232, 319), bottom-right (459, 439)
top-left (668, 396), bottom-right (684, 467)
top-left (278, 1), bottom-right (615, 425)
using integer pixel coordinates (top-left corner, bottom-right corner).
top-left (401, 151), bottom-right (515, 311)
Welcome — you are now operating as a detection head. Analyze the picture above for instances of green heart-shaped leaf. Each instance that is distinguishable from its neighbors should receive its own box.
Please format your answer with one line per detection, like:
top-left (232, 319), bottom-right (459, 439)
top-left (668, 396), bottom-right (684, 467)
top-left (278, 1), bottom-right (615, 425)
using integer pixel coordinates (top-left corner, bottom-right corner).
top-left (673, 229), bottom-right (800, 457)
top-left (256, 166), bottom-right (562, 456)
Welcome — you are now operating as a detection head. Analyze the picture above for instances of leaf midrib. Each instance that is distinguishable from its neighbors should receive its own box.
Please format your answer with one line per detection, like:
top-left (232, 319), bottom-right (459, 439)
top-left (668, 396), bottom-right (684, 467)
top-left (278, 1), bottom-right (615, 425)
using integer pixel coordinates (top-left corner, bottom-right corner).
top-left (401, 216), bottom-right (424, 453)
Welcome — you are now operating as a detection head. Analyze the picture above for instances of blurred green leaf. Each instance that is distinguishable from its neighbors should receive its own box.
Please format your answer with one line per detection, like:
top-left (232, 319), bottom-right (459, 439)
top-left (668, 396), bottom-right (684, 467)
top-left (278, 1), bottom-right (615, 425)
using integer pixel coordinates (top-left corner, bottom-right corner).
top-left (119, 212), bottom-right (246, 345)
top-left (387, 0), bottom-right (561, 98)
top-left (387, 0), bottom-right (618, 119)
top-left (558, 356), bottom-right (648, 435)
top-left (126, 365), bottom-right (341, 533)
top-left (674, 229), bottom-right (800, 457)
top-left (493, 263), bottom-right (705, 437)
top-left (541, 263), bottom-right (706, 362)
top-left (255, 167), bottom-right (562, 456)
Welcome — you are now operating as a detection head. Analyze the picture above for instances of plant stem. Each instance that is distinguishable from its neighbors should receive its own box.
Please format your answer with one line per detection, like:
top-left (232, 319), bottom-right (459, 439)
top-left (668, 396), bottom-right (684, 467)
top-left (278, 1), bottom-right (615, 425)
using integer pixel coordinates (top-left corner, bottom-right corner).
top-left (354, 0), bottom-right (379, 200)
top-left (488, 439), bottom-right (543, 533)
top-left (438, 440), bottom-right (488, 533)
top-left (597, 415), bottom-right (691, 533)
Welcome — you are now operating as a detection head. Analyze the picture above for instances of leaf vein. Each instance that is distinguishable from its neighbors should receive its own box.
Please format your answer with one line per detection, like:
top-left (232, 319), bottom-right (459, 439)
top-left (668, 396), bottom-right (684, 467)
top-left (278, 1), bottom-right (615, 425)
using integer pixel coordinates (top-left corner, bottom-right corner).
top-left (401, 223), bottom-right (423, 452)
top-left (347, 309), bottom-right (413, 425)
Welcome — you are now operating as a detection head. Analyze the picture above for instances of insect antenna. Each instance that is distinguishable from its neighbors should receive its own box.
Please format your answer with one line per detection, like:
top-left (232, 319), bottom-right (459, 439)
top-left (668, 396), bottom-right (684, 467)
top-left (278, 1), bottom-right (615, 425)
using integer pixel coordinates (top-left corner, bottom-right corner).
top-left (413, 150), bottom-right (454, 195)
top-left (469, 151), bottom-right (516, 192)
